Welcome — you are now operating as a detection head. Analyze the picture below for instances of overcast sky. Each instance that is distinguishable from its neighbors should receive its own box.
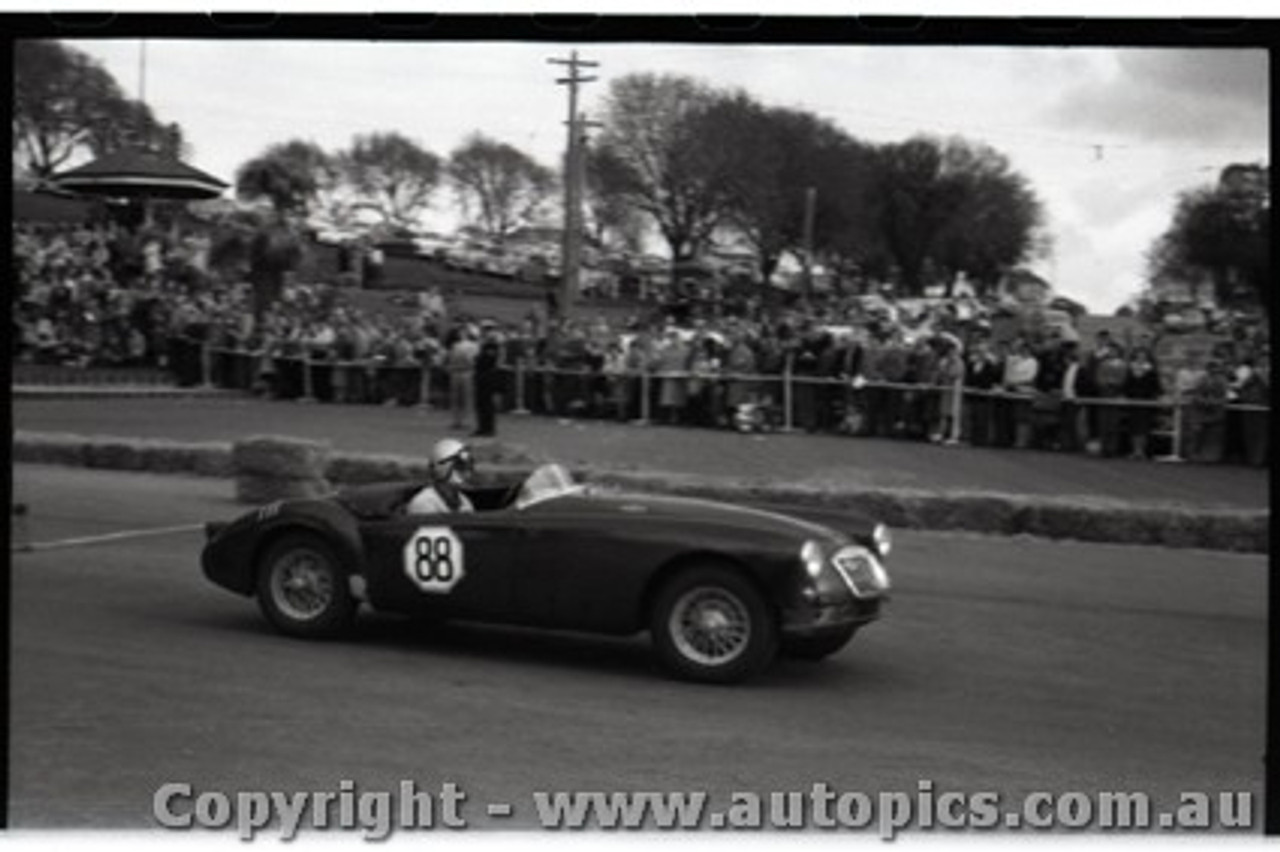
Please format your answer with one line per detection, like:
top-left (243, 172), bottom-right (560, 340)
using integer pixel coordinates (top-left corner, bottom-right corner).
top-left (62, 39), bottom-right (1268, 313)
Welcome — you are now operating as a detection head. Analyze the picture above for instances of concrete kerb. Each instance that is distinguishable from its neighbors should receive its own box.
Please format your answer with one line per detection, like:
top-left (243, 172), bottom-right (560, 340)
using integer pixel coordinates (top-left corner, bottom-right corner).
top-left (11, 430), bottom-right (1268, 554)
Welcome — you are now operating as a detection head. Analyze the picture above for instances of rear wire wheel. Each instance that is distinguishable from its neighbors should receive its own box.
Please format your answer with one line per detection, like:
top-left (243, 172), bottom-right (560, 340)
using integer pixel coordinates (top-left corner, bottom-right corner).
top-left (650, 565), bottom-right (777, 684)
top-left (256, 532), bottom-right (356, 638)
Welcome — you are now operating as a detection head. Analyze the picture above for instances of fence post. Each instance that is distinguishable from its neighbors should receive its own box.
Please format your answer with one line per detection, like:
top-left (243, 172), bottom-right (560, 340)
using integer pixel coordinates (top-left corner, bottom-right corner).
top-left (200, 340), bottom-right (213, 389)
top-left (415, 360), bottom-right (431, 409)
top-left (638, 368), bottom-right (651, 425)
top-left (1158, 391), bottom-right (1185, 463)
top-left (781, 355), bottom-right (796, 433)
top-left (513, 359), bottom-right (530, 415)
top-left (948, 377), bottom-right (964, 444)
top-left (299, 353), bottom-right (315, 404)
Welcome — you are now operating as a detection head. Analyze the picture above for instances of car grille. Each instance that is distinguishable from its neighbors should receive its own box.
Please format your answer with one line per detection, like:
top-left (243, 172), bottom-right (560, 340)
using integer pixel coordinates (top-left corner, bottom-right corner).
top-left (832, 546), bottom-right (890, 599)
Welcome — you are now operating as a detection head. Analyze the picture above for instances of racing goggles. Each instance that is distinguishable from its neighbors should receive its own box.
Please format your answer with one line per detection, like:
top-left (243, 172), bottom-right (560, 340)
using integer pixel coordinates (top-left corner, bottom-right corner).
top-left (439, 447), bottom-right (474, 478)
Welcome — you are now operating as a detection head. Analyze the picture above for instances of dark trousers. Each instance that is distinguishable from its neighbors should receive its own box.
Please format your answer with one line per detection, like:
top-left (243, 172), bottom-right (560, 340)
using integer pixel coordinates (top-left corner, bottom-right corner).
top-left (1240, 409), bottom-right (1269, 466)
top-left (965, 394), bottom-right (992, 446)
top-left (475, 377), bottom-right (497, 435)
top-left (1096, 403), bottom-right (1126, 457)
top-left (990, 395), bottom-right (1016, 448)
top-left (1185, 409), bottom-right (1225, 463)
top-left (1059, 402), bottom-right (1084, 453)
top-left (864, 386), bottom-right (895, 437)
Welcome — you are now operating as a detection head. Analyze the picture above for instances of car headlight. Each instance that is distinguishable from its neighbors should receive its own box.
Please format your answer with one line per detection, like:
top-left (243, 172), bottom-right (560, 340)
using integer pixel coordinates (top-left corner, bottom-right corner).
top-left (872, 523), bottom-right (892, 557)
top-left (800, 540), bottom-right (826, 579)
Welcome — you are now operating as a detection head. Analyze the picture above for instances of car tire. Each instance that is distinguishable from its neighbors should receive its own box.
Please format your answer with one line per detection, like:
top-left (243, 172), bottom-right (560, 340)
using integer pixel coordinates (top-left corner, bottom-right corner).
top-left (650, 565), bottom-right (778, 684)
top-left (781, 627), bottom-right (858, 661)
top-left (256, 532), bottom-right (356, 639)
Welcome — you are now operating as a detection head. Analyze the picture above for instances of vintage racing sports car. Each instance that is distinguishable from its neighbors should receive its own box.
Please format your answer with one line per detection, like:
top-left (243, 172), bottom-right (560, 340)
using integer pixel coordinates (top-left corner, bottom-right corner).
top-left (202, 464), bottom-right (892, 683)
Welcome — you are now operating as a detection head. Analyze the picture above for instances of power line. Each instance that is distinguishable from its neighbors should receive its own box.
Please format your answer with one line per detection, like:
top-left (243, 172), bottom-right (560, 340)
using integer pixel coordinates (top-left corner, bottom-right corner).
top-left (793, 97), bottom-right (1266, 159)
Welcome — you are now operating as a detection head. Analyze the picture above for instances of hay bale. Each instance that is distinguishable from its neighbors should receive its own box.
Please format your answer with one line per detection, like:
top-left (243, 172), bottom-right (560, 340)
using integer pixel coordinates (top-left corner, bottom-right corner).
top-left (144, 441), bottom-right (198, 474)
top-left (13, 432), bottom-right (87, 466)
top-left (235, 473), bottom-right (332, 505)
top-left (957, 494), bottom-right (1021, 536)
top-left (231, 436), bottom-right (331, 479)
top-left (1017, 500), bottom-right (1150, 545)
top-left (472, 441), bottom-right (543, 467)
top-left (326, 452), bottom-right (413, 485)
top-left (1019, 502), bottom-right (1095, 542)
top-left (839, 491), bottom-right (916, 529)
top-left (84, 440), bottom-right (144, 471)
top-left (231, 437), bottom-right (330, 504)
top-left (1161, 510), bottom-right (1268, 553)
top-left (1147, 508), bottom-right (1198, 550)
top-left (893, 493), bottom-right (937, 528)
top-left (190, 444), bottom-right (234, 477)
top-left (1214, 513), bottom-right (1269, 553)
top-left (917, 492), bottom-right (1019, 535)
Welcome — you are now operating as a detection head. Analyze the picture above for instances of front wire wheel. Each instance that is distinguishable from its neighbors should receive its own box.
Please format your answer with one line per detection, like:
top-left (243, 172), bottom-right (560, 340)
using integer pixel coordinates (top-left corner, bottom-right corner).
top-left (651, 565), bottom-right (777, 684)
top-left (669, 586), bottom-right (752, 667)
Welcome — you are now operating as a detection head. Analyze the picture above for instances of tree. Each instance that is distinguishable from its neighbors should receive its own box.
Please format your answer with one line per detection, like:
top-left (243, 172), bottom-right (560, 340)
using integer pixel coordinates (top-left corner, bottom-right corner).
top-left (13, 39), bottom-right (183, 179)
top-left (447, 132), bottom-right (555, 243)
top-left (234, 141), bottom-right (329, 319)
top-left (704, 93), bottom-right (880, 286)
top-left (86, 99), bottom-right (188, 162)
top-left (1147, 164), bottom-right (1269, 310)
top-left (337, 131), bottom-right (441, 229)
top-left (871, 138), bottom-right (965, 295)
top-left (699, 92), bottom-right (792, 283)
top-left (583, 144), bottom-right (647, 253)
top-left (235, 140), bottom-right (331, 217)
top-left (931, 140), bottom-right (1045, 295)
top-left (871, 136), bottom-right (1042, 296)
top-left (594, 73), bottom-right (735, 267)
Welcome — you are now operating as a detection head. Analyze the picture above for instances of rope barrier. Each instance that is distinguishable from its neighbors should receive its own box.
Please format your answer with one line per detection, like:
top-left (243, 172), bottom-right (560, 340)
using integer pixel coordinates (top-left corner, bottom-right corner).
top-left (186, 342), bottom-right (1267, 464)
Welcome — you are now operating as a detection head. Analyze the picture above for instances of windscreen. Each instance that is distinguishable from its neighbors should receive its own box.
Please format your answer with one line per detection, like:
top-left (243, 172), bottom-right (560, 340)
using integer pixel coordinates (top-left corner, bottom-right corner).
top-left (514, 464), bottom-right (581, 509)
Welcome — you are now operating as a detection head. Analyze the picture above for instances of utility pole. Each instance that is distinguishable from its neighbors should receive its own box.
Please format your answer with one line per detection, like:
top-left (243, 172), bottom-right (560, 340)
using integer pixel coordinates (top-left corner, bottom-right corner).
top-left (548, 50), bottom-right (598, 321)
top-left (138, 39), bottom-right (147, 108)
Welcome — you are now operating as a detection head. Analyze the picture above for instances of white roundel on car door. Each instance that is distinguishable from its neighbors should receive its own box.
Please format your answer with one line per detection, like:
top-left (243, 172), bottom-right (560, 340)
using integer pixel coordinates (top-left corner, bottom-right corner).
top-left (403, 526), bottom-right (465, 593)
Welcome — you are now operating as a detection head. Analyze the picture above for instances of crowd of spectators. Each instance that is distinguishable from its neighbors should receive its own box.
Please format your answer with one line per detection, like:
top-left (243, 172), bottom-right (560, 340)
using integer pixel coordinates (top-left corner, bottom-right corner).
top-left (12, 220), bottom-right (210, 369)
top-left (12, 220), bottom-right (1270, 466)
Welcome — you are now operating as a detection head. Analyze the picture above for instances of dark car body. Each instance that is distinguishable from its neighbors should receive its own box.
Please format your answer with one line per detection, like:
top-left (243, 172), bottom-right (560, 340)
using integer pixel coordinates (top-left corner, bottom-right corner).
top-left (202, 466), bottom-right (890, 670)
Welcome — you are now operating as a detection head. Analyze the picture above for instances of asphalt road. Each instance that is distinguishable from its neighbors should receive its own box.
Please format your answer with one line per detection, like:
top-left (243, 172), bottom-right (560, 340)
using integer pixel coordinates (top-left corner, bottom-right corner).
top-left (9, 465), bottom-right (1268, 834)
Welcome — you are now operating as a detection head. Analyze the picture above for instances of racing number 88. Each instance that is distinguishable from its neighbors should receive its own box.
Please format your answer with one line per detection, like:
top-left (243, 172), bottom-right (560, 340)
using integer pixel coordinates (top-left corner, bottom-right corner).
top-left (414, 534), bottom-right (455, 583)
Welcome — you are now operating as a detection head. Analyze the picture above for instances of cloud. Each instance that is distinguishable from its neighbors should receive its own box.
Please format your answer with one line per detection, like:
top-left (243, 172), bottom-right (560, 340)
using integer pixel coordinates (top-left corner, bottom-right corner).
top-left (1119, 49), bottom-right (1268, 108)
top-left (1045, 48), bottom-right (1268, 147)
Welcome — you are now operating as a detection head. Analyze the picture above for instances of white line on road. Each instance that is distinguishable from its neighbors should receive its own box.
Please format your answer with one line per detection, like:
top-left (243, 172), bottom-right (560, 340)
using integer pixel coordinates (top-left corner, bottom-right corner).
top-left (12, 523), bottom-right (205, 553)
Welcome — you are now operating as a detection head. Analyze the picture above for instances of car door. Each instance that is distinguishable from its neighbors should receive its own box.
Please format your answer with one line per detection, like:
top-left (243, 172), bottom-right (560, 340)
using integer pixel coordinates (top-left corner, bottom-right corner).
top-left (503, 505), bottom-right (655, 633)
top-left (359, 508), bottom-right (530, 622)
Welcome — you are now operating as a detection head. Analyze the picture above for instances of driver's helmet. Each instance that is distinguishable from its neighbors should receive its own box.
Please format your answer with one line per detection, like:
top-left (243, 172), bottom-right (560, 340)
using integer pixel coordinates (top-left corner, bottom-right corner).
top-left (430, 438), bottom-right (474, 486)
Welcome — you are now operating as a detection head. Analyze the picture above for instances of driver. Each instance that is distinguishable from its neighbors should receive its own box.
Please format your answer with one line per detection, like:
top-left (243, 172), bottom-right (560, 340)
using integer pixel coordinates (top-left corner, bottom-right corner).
top-left (406, 438), bottom-right (475, 514)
